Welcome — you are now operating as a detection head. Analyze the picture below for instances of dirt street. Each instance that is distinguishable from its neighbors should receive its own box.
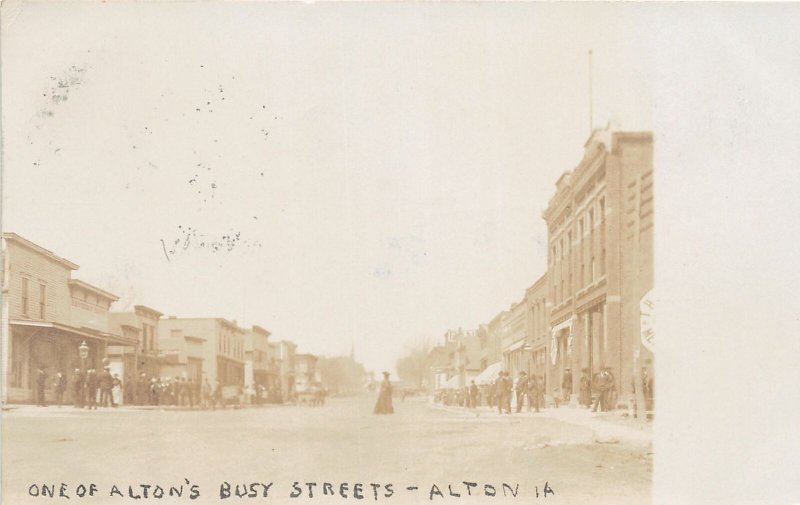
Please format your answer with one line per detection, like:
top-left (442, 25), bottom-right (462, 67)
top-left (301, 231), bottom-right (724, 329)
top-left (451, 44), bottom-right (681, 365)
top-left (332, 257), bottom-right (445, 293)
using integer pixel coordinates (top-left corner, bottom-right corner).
top-left (2, 396), bottom-right (651, 505)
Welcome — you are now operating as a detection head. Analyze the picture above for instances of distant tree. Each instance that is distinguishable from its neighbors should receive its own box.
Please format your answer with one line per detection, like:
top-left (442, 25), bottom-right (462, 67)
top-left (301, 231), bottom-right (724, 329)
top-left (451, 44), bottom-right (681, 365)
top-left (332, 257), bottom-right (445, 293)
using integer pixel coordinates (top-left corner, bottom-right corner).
top-left (317, 356), bottom-right (366, 394)
top-left (396, 338), bottom-right (432, 389)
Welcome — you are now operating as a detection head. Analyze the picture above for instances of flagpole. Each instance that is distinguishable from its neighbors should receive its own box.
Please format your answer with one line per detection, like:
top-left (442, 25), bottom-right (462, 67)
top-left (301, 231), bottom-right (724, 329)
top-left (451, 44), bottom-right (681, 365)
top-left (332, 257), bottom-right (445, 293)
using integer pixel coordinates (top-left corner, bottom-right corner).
top-left (588, 49), bottom-right (593, 135)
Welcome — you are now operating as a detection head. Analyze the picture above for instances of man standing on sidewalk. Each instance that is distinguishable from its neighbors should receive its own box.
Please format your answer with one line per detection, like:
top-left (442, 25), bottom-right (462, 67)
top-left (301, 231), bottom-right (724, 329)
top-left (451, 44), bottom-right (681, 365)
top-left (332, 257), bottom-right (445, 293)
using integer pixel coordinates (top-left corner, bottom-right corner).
top-left (53, 370), bottom-right (67, 407)
top-left (592, 368), bottom-right (611, 412)
top-left (86, 369), bottom-right (99, 410)
top-left (496, 372), bottom-right (511, 414)
top-left (99, 367), bottom-right (113, 407)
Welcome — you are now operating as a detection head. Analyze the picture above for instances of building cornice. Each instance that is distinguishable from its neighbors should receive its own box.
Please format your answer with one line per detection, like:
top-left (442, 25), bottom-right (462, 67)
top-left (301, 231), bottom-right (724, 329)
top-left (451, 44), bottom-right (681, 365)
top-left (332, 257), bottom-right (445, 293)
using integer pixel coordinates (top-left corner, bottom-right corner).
top-left (68, 279), bottom-right (120, 302)
top-left (3, 233), bottom-right (79, 270)
top-left (134, 304), bottom-right (164, 319)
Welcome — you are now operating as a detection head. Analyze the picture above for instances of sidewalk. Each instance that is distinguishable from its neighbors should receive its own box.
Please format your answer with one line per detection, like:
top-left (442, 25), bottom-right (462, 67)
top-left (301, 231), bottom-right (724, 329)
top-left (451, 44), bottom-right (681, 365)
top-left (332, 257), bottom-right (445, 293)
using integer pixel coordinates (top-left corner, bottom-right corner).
top-left (429, 402), bottom-right (653, 446)
top-left (2, 402), bottom-right (289, 413)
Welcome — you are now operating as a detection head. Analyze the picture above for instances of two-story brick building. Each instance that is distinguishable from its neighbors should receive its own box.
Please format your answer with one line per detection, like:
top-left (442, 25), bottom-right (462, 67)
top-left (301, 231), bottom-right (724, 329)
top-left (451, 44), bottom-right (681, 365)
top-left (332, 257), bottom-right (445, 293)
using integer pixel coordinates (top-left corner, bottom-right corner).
top-left (1, 233), bottom-right (136, 404)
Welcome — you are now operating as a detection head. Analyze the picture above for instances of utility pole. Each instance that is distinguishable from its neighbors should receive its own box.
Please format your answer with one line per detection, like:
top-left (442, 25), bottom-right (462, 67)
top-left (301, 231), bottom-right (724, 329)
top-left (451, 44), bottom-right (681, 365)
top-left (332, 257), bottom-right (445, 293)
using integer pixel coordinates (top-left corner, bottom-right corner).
top-left (588, 49), bottom-right (594, 135)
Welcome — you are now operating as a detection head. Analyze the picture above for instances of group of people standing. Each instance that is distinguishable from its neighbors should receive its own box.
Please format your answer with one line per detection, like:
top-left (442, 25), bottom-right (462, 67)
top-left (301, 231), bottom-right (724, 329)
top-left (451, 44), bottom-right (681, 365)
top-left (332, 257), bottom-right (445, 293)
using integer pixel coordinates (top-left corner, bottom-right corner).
top-left (33, 368), bottom-right (269, 410)
top-left (435, 366), bottom-right (632, 414)
top-left (491, 371), bottom-right (546, 414)
top-left (34, 366), bottom-right (123, 409)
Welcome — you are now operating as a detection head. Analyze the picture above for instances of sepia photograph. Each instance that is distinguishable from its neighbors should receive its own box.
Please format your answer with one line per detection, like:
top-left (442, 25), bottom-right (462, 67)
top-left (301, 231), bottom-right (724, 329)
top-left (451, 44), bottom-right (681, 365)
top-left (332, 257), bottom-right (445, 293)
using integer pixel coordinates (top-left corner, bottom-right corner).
top-left (1, 2), bottom-right (799, 505)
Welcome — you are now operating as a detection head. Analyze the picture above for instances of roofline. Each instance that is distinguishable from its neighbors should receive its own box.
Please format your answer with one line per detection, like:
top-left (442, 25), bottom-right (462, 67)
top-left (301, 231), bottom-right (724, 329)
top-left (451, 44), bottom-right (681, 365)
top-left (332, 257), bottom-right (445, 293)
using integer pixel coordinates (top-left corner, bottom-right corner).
top-left (527, 272), bottom-right (548, 292)
top-left (159, 317), bottom-right (245, 331)
top-left (3, 233), bottom-right (79, 270)
top-left (250, 325), bottom-right (271, 337)
top-left (134, 305), bottom-right (164, 318)
top-left (68, 279), bottom-right (120, 302)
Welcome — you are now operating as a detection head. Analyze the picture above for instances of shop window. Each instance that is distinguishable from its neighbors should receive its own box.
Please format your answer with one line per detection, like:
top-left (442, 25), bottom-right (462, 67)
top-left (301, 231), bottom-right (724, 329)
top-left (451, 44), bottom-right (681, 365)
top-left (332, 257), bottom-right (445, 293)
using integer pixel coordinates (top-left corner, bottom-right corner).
top-left (601, 248), bottom-right (606, 276)
top-left (21, 277), bottom-right (29, 316)
top-left (39, 284), bottom-right (46, 319)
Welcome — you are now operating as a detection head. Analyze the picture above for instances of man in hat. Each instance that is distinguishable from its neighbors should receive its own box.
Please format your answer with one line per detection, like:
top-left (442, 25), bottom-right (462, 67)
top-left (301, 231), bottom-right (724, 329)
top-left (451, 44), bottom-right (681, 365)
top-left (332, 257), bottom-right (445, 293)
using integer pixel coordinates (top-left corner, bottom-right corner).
top-left (99, 366), bottom-right (113, 407)
top-left (72, 368), bottom-right (85, 408)
top-left (494, 372), bottom-right (505, 414)
top-left (496, 372), bottom-right (512, 414)
top-left (603, 367), bottom-right (617, 411)
top-left (592, 367), bottom-right (612, 412)
top-left (35, 367), bottom-right (48, 407)
top-left (515, 371), bottom-right (528, 413)
top-left (53, 370), bottom-right (67, 407)
top-left (86, 369), bottom-right (99, 410)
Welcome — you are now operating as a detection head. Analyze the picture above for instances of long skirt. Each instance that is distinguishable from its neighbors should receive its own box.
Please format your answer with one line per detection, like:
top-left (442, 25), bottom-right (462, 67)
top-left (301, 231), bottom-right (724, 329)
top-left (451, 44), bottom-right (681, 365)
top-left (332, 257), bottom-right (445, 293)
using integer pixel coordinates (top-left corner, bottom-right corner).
top-left (373, 391), bottom-right (394, 414)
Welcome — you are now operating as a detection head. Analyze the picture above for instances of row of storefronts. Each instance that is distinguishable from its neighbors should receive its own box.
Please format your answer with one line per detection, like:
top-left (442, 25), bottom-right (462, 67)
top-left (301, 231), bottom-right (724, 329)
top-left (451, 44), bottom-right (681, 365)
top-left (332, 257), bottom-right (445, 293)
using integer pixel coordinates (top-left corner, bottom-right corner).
top-left (430, 129), bottom-right (654, 412)
top-left (0, 233), bottom-right (313, 404)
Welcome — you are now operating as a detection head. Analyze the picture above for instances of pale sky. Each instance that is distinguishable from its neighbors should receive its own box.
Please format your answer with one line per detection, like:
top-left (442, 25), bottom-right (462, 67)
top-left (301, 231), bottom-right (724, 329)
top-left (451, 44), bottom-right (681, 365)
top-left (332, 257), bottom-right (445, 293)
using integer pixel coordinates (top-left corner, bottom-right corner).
top-left (2, 2), bottom-right (651, 375)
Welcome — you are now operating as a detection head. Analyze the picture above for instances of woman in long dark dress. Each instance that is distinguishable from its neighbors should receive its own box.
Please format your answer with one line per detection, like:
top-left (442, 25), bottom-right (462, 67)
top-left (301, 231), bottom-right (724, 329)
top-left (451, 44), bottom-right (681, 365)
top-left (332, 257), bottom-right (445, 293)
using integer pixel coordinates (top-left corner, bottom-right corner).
top-left (373, 372), bottom-right (394, 414)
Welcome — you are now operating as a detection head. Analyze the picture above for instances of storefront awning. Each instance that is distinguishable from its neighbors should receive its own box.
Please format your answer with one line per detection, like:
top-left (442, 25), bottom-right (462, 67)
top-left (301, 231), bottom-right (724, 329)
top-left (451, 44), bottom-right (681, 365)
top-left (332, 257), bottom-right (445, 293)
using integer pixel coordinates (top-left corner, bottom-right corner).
top-left (474, 361), bottom-right (503, 385)
top-left (10, 320), bottom-right (138, 346)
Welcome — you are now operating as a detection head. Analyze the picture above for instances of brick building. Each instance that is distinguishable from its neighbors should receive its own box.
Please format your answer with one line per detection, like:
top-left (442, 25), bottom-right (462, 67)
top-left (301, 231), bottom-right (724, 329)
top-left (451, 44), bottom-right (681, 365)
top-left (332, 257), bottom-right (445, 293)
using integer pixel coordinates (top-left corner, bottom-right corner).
top-left (525, 273), bottom-right (550, 382)
top-left (542, 129), bottom-right (653, 405)
top-left (1, 233), bottom-right (135, 404)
